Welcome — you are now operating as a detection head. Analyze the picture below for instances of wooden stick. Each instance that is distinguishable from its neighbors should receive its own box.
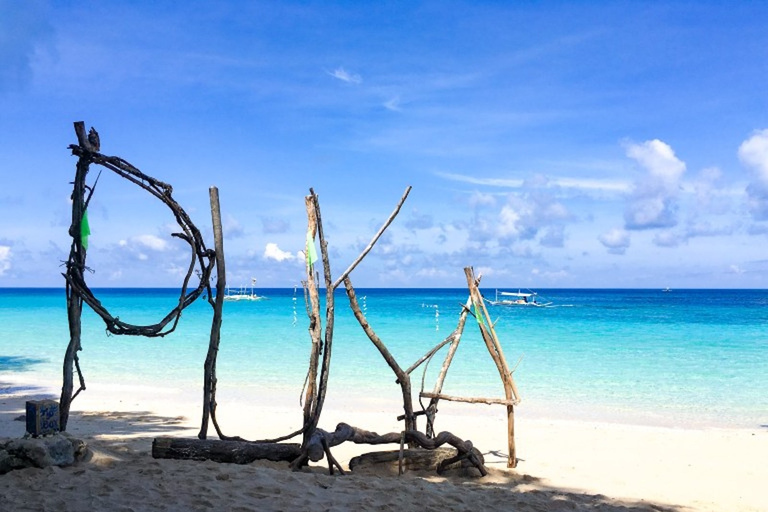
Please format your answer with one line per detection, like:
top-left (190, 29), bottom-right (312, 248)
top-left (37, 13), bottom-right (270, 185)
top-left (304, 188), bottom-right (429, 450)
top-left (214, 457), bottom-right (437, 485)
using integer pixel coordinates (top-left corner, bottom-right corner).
top-left (464, 267), bottom-right (518, 468)
top-left (331, 186), bottom-right (411, 290)
top-left (419, 392), bottom-right (519, 406)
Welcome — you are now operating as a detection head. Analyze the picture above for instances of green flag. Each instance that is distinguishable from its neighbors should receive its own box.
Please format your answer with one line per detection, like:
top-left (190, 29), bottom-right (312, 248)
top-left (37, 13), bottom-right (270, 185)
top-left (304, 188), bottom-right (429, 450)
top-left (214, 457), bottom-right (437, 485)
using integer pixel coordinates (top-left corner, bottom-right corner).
top-left (81, 209), bottom-right (91, 250)
top-left (474, 302), bottom-right (485, 326)
top-left (306, 230), bottom-right (317, 267)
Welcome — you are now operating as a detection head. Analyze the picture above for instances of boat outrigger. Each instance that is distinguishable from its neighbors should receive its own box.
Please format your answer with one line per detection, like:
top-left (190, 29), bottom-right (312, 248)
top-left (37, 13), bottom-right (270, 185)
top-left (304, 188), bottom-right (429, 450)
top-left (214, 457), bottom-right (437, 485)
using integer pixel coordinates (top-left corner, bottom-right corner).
top-left (223, 278), bottom-right (267, 301)
top-left (486, 289), bottom-right (551, 307)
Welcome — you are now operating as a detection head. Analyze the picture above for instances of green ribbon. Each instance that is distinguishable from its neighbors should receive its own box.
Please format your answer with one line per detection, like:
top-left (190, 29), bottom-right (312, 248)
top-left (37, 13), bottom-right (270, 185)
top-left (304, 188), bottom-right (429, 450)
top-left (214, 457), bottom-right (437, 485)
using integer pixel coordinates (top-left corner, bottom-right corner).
top-left (81, 209), bottom-right (91, 250)
top-left (306, 230), bottom-right (317, 267)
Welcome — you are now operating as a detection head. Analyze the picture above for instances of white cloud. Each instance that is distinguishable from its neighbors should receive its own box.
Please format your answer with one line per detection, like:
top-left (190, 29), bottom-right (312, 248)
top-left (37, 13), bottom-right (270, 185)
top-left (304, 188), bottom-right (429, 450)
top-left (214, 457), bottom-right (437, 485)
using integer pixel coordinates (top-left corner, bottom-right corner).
top-left (599, 228), bottom-right (630, 254)
top-left (263, 242), bottom-right (295, 262)
top-left (624, 139), bottom-right (686, 229)
top-left (0, 246), bottom-right (11, 276)
top-left (626, 139), bottom-right (686, 190)
top-left (328, 67), bottom-right (362, 84)
top-left (738, 129), bottom-right (768, 184)
top-left (468, 191), bottom-right (496, 208)
top-left (133, 234), bottom-right (169, 251)
top-left (437, 171), bottom-right (629, 194)
top-left (496, 177), bottom-right (571, 243)
top-left (384, 96), bottom-right (401, 111)
top-left (738, 129), bottom-right (768, 220)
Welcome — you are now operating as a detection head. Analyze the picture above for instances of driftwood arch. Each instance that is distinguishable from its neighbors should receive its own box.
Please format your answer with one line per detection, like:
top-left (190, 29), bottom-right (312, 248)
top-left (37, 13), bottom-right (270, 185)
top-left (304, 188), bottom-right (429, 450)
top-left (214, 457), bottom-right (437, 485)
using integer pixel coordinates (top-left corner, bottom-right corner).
top-left (61, 121), bottom-right (216, 430)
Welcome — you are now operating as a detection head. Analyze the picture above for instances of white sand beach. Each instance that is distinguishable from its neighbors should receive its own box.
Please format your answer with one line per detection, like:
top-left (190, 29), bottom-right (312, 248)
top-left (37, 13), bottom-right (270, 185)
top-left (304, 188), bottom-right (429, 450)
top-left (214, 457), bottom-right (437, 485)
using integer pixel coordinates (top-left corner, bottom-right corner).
top-left (1, 376), bottom-right (766, 512)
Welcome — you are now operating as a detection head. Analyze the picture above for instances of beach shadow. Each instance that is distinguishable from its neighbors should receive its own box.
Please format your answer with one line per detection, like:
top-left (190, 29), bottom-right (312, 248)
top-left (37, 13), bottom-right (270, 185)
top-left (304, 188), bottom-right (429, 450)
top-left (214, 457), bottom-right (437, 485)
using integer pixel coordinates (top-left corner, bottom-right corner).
top-left (0, 381), bottom-right (60, 438)
top-left (407, 448), bottom-right (684, 512)
top-left (0, 355), bottom-right (47, 372)
top-left (65, 409), bottom-right (194, 439)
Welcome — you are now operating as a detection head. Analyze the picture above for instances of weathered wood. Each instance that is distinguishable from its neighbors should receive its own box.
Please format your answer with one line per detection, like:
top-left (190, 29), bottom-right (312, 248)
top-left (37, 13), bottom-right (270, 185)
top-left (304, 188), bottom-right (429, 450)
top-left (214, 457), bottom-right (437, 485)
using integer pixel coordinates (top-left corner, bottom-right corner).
top-left (304, 422), bottom-right (487, 476)
top-left (419, 391), bottom-right (518, 406)
top-left (152, 437), bottom-right (301, 464)
top-left (349, 447), bottom-right (485, 475)
top-left (199, 186), bottom-right (226, 440)
top-left (464, 267), bottom-right (518, 468)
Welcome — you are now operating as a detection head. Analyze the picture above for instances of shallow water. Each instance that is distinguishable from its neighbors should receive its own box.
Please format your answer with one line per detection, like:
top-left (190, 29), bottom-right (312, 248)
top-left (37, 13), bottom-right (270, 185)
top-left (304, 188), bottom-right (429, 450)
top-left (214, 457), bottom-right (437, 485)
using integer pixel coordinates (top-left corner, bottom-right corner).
top-left (1, 287), bottom-right (766, 428)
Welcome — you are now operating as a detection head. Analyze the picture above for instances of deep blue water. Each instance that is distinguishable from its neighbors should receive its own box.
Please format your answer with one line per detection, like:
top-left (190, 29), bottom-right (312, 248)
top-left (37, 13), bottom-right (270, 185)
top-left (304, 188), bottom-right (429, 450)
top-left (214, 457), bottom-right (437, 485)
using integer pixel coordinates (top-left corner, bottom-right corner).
top-left (1, 287), bottom-right (766, 428)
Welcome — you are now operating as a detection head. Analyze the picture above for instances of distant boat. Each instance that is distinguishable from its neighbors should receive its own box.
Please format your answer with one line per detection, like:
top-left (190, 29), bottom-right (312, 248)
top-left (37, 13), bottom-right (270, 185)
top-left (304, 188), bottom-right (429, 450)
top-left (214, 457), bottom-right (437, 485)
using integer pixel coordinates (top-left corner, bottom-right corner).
top-left (223, 278), bottom-right (267, 301)
top-left (662, 287), bottom-right (672, 293)
top-left (486, 289), bottom-right (552, 307)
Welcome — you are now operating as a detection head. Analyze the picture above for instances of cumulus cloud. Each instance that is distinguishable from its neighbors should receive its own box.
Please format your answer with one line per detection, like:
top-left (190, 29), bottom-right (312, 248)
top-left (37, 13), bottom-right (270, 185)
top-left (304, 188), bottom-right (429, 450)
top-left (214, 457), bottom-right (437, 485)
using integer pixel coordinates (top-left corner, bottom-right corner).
top-left (539, 226), bottom-right (565, 248)
top-left (0, 246), bottom-right (11, 276)
top-left (263, 243), bottom-right (295, 262)
top-left (496, 176), bottom-right (571, 243)
top-left (132, 234), bottom-right (169, 251)
top-left (328, 67), bottom-right (362, 84)
top-left (738, 129), bottom-right (768, 220)
top-left (623, 139), bottom-right (686, 230)
top-left (468, 191), bottom-right (496, 208)
top-left (599, 228), bottom-right (630, 254)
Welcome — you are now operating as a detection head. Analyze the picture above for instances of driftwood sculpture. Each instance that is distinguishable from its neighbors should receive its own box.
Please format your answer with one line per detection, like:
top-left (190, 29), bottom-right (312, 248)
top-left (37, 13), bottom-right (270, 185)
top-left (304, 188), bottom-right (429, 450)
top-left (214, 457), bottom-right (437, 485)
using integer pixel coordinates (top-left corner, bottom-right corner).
top-left (154, 187), bottom-right (489, 477)
top-left (63, 122), bottom-right (505, 476)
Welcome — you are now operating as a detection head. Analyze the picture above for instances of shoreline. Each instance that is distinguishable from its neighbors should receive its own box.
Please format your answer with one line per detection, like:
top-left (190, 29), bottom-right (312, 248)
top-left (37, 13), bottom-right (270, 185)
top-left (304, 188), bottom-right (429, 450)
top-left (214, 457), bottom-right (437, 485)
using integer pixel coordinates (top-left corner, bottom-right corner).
top-left (2, 375), bottom-right (766, 511)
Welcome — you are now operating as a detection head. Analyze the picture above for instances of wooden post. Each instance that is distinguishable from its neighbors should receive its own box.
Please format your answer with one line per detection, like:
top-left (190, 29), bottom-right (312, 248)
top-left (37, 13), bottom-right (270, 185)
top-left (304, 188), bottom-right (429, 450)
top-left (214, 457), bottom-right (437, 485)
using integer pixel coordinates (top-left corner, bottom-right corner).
top-left (464, 267), bottom-right (518, 468)
top-left (199, 186), bottom-right (226, 439)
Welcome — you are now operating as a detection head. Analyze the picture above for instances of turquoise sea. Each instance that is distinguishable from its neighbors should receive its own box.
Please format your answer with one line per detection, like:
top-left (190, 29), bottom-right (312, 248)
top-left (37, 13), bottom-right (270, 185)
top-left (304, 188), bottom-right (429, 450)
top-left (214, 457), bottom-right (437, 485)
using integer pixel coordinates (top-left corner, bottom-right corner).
top-left (1, 288), bottom-right (766, 429)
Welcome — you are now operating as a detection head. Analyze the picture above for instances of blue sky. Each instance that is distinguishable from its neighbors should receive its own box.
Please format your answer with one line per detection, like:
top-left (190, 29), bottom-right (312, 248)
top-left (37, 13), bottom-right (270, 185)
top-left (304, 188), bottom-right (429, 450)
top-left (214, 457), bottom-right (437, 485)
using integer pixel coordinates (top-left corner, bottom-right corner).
top-left (1, 1), bottom-right (767, 289)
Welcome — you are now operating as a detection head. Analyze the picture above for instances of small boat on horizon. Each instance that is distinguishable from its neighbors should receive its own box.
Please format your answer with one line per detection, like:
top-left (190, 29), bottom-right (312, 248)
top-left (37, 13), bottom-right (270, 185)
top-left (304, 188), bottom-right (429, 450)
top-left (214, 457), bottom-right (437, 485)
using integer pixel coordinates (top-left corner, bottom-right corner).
top-left (223, 278), bottom-right (267, 301)
top-left (486, 289), bottom-right (552, 307)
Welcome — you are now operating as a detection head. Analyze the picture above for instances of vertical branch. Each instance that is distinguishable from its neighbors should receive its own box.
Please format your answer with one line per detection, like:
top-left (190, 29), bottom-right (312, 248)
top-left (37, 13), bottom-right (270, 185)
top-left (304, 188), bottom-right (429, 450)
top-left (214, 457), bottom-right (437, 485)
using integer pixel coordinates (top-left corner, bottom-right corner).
top-left (464, 266), bottom-right (518, 468)
top-left (199, 186), bottom-right (226, 439)
top-left (311, 188), bottom-right (336, 429)
top-left (296, 194), bottom-right (323, 467)
top-left (60, 122), bottom-right (91, 431)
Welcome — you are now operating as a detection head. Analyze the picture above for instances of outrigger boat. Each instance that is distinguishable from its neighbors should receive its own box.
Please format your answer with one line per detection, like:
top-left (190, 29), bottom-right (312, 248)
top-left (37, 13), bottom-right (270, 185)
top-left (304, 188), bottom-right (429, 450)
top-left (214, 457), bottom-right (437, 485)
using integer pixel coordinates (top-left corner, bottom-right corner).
top-left (486, 290), bottom-right (551, 307)
top-left (223, 278), bottom-right (267, 301)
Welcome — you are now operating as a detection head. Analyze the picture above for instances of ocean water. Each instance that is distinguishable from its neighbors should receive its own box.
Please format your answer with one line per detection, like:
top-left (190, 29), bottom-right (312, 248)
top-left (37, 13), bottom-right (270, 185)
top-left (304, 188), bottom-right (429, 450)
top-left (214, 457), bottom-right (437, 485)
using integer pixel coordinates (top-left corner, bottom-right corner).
top-left (1, 287), bottom-right (766, 429)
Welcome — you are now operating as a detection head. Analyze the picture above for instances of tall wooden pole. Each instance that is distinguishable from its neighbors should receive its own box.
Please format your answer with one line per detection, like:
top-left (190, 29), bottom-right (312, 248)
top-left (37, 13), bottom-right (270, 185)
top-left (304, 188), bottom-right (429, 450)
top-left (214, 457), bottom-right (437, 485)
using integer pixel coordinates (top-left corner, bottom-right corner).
top-left (464, 267), bottom-right (518, 468)
top-left (199, 186), bottom-right (226, 439)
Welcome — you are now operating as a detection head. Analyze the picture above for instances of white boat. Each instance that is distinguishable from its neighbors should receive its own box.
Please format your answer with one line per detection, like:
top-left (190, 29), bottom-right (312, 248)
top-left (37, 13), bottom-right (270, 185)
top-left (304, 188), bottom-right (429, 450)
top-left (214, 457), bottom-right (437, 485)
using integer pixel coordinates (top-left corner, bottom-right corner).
top-left (223, 278), bottom-right (266, 301)
top-left (486, 289), bottom-right (551, 307)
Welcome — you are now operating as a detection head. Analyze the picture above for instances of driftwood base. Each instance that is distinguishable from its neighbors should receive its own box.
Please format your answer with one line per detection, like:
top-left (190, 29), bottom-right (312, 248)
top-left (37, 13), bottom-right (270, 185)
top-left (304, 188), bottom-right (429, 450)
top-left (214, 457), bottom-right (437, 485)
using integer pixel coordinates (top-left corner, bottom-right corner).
top-left (297, 422), bottom-right (488, 476)
top-left (151, 437), bottom-right (301, 464)
top-left (349, 447), bottom-right (485, 477)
